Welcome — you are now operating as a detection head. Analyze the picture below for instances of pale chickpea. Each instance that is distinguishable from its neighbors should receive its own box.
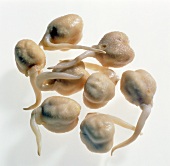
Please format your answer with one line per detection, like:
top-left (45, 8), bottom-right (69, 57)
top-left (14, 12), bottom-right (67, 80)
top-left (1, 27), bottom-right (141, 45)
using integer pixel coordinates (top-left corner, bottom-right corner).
top-left (111, 69), bottom-right (156, 155)
top-left (30, 96), bottom-right (81, 155)
top-left (15, 39), bottom-right (46, 110)
top-left (83, 68), bottom-right (119, 109)
top-left (36, 60), bottom-right (89, 95)
top-left (39, 14), bottom-right (104, 53)
top-left (80, 112), bottom-right (137, 153)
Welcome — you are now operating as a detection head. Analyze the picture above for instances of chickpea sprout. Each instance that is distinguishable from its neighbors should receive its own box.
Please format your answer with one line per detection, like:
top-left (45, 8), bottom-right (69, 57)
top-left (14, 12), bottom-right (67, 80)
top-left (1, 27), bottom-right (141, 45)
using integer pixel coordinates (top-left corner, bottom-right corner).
top-left (36, 60), bottom-right (89, 95)
top-left (83, 67), bottom-right (119, 109)
top-left (50, 31), bottom-right (134, 70)
top-left (39, 14), bottom-right (105, 53)
top-left (14, 13), bottom-right (157, 158)
top-left (80, 112), bottom-right (137, 153)
top-left (15, 39), bottom-right (46, 110)
top-left (111, 69), bottom-right (156, 155)
top-left (30, 96), bottom-right (81, 155)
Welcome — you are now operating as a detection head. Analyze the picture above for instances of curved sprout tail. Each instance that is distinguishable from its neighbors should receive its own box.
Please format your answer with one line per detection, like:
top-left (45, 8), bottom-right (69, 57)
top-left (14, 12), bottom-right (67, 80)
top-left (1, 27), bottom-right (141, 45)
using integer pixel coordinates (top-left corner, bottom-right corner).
top-left (24, 66), bottom-right (42, 110)
top-left (48, 51), bottom-right (97, 70)
top-left (39, 34), bottom-right (105, 53)
top-left (36, 72), bottom-right (84, 91)
top-left (30, 110), bottom-right (42, 156)
top-left (111, 104), bottom-right (152, 156)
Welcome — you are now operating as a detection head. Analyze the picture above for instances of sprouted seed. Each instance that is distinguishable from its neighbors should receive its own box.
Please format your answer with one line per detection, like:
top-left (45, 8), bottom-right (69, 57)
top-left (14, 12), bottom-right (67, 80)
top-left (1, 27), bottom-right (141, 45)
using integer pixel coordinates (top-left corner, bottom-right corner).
top-left (30, 96), bottom-right (81, 155)
top-left (39, 14), bottom-right (105, 53)
top-left (36, 60), bottom-right (89, 95)
top-left (111, 69), bottom-right (156, 155)
top-left (15, 39), bottom-right (46, 110)
top-left (80, 112), bottom-right (138, 153)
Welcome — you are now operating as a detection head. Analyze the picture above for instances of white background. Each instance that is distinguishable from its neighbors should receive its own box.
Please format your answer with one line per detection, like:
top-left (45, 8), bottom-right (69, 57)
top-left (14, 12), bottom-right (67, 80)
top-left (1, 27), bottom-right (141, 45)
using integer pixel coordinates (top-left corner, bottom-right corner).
top-left (1, 0), bottom-right (170, 166)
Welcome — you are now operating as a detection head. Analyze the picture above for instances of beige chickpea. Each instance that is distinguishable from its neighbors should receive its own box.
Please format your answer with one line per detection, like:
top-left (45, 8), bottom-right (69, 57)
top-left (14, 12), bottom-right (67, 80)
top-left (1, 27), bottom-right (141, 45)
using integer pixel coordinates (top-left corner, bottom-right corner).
top-left (83, 67), bottom-right (119, 109)
top-left (80, 112), bottom-right (137, 153)
top-left (111, 69), bottom-right (156, 155)
top-left (36, 60), bottom-right (89, 95)
top-left (30, 96), bottom-right (81, 155)
top-left (94, 31), bottom-right (135, 67)
top-left (51, 31), bottom-right (134, 70)
top-left (39, 14), bottom-right (104, 53)
top-left (15, 39), bottom-right (46, 110)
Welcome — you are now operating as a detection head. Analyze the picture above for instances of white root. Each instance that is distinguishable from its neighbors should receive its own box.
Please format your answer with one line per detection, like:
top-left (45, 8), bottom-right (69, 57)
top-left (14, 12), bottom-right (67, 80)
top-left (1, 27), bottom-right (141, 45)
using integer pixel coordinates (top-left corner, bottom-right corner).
top-left (24, 67), bottom-right (42, 110)
top-left (111, 104), bottom-right (152, 155)
top-left (30, 109), bottom-right (42, 156)
top-left (111, 116), bottom-right (136, 131)
top-left (39, 34), bottom-right (105, 53)
top-left (36, 72), bottom-right (83, 91)
top-left (48, 50), bottom-right (96, 69)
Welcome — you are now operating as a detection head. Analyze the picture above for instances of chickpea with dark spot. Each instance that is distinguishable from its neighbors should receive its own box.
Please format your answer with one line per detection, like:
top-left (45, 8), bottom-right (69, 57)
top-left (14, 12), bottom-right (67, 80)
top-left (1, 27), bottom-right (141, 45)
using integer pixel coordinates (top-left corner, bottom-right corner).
top-left (30, 96), bottom-right (81, 155)
top-left (39, 14), bottom-right (104, 53)
top-left (15, 39), bottom-right (46, 110)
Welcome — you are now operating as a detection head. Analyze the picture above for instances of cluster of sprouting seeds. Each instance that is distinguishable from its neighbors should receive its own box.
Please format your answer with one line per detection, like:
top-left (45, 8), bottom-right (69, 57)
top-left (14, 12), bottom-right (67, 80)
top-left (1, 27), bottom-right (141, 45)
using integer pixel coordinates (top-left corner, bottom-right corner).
top-left (15, 14), bottom-right (157, 156)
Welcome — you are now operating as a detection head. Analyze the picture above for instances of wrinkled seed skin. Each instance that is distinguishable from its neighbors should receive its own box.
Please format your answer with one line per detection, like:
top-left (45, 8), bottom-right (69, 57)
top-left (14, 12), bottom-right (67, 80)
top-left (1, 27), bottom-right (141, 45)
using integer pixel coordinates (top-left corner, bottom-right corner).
top-left (80, 113), bottom-right (115, 153)
top-left (15, 39), bottom-right (46, 76)
top-left (120, 69), bottom-right (156, 106)
top-left (95, 31), bottom-right (135, 68)
top-left (35, 96), bottom-right (81, 133)
top-left (83, 72), bottom-right (115, 108)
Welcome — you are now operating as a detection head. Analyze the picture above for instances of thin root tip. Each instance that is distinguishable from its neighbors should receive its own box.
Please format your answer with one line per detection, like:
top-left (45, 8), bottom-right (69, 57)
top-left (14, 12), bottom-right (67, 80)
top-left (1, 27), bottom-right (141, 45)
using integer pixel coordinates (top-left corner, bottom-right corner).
top-left (38, 151), bottom-right (41, 156)
top-left (23, 103), bottom-right (38, 110)
top-left (23, 107), bottom-right (32, 111)
top-left (111, 148), bottom-right (116, 156)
